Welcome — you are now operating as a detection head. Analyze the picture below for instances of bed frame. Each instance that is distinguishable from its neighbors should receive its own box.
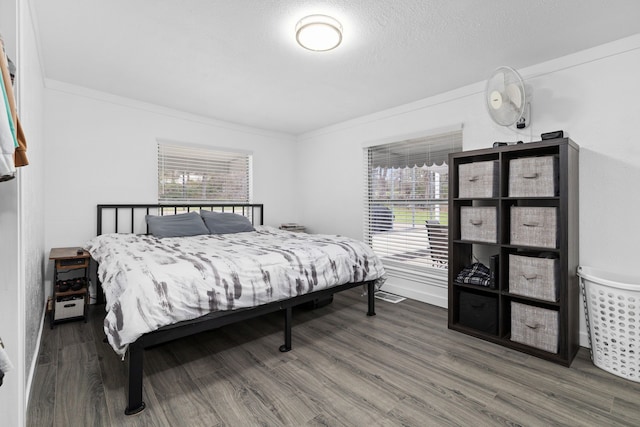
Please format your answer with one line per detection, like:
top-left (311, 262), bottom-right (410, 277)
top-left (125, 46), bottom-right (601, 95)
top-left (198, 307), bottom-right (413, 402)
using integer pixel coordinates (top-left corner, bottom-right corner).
top-left (95, 203), bottom-right (377, 415)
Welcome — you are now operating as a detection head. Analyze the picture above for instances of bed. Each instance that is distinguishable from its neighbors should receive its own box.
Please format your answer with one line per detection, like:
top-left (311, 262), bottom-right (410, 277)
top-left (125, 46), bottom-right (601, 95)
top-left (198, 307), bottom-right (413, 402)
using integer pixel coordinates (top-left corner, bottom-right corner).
top-left (87, 203), bottom-right (385, 415)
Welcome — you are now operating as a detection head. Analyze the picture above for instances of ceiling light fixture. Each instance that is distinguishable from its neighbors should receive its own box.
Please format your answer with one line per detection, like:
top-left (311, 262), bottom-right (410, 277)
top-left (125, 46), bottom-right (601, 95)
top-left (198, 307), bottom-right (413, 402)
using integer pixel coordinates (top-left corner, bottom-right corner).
top-left (295, 14), bottom-right (343, 52)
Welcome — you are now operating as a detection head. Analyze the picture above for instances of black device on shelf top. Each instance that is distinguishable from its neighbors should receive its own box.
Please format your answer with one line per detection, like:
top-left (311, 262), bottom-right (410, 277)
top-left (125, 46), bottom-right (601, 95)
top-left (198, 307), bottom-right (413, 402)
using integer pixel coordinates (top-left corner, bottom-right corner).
top-left (448, 138), bottom-right (579, 367)
top-left (541, 130), bottom-right (564, 140)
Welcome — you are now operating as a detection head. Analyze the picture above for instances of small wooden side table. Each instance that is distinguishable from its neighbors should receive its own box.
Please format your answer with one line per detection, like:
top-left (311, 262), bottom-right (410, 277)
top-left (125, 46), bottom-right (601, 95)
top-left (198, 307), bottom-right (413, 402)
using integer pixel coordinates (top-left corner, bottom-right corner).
top-left (49, 247), bottom-right (90, 328)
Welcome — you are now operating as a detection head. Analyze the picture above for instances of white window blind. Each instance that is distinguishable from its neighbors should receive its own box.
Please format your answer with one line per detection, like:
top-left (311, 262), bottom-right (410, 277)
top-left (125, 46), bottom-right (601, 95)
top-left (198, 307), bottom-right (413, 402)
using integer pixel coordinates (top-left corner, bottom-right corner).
top-left (158, 142), bottom-right (252, 203)
top-left (364, 129), bottom-right (462, 272)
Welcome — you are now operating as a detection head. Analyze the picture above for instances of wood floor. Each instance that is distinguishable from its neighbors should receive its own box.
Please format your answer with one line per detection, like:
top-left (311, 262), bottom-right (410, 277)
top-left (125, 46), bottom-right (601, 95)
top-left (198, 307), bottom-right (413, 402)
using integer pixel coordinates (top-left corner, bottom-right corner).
top-left (27, 289), bottom-right (640, 426)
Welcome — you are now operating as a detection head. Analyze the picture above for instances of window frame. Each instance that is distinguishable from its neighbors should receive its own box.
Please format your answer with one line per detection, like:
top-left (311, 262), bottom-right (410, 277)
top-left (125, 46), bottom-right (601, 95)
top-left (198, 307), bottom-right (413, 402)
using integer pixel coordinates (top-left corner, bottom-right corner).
top-left (363, 126), bottom-right (462, 275)
top-left (157, 140), bottom-right (253, 204)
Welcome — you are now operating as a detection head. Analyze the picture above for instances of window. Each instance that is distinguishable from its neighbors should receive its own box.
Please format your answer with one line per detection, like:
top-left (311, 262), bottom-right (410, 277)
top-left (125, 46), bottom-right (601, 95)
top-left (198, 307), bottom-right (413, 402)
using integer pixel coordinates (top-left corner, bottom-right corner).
top-left (158, 141), bottom-right (252, 203)
top-left (364, 128), bottom-right (462, 273)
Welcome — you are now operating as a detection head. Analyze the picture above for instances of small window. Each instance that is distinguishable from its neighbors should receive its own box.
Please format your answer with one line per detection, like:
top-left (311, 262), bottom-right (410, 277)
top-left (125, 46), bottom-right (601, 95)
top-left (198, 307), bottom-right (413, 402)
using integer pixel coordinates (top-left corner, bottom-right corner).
top-left (158, 141), bottom-right (252, 203)
top-left (364, 129), bottom-right (462, 272)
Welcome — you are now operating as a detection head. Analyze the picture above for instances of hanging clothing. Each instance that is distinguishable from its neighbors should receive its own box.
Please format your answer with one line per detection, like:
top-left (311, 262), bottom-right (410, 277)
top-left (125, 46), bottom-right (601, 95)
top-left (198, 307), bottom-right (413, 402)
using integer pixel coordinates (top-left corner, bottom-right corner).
top-left (0, 62), bottom-right (16, 181)
top-left (13, 117), bottom-right (27, 167)
top-left (0, 34), bottom-right (28, 174)
top-left (0, 337), bottom-right (13, 387)
top-left (7, 56), bottom-right (15, 83)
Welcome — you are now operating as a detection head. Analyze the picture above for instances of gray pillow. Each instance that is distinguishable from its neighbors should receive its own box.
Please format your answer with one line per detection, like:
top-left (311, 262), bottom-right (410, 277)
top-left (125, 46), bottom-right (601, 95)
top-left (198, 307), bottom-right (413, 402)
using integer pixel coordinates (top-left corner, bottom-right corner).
top-left (145, 211), bottom-right (209, 238)
top-left (200, 210), bottom-right (255, 234)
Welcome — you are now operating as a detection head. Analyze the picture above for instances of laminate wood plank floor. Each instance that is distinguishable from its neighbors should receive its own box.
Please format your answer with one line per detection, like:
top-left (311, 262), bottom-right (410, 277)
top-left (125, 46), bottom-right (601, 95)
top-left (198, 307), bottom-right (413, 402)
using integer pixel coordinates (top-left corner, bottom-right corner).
top-left (27, 289), bottom-right (640, 426)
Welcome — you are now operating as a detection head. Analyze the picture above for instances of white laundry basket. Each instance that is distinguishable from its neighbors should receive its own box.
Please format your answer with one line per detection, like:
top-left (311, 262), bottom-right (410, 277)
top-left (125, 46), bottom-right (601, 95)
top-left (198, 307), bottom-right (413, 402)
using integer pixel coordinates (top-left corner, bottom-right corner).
top-left (578, 266), bottom-right (640, 382)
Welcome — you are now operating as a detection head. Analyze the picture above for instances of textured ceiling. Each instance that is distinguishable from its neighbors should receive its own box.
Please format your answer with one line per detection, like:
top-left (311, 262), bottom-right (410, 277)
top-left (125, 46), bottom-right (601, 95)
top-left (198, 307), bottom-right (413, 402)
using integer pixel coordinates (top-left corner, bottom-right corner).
top-left (32, 0), bottom-right (640, 135)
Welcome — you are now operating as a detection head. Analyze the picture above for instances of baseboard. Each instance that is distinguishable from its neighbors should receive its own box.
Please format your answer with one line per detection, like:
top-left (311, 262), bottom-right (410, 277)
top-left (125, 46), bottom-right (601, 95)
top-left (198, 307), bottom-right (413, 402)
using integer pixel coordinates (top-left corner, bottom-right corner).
top-left (381, 281), bottom-right (447, 308)
top-left (579, 330), bottom-right (589, 349)
top-left (25, 300), bottom-right (47, 409)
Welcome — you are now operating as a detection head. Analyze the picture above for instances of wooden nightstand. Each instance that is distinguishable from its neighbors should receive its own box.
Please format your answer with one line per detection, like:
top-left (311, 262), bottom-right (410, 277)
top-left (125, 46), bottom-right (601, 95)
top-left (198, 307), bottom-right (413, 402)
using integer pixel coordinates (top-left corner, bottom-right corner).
top-left (49, 247), bottom-right (90, 329)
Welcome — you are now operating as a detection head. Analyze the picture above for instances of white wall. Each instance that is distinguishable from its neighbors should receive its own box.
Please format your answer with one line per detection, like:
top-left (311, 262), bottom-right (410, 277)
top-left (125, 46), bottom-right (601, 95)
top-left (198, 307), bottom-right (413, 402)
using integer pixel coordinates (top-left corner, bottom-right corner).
top-left (296, 34), bottom-right (640, 347)
top-left (19, 0), bottom-right (45, 407)
top-left (0, 1), bottom-right (46, 426)
top-left (43, 82), bottom-right (299, 292)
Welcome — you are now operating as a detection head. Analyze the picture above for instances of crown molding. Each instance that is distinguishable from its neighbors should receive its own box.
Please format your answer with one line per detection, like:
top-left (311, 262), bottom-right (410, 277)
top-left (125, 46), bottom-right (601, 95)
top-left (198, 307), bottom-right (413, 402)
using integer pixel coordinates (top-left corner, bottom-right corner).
top-left (298, 33), bottom-right (640, 141)
top-left (44, 78), bottom-right (296, 140)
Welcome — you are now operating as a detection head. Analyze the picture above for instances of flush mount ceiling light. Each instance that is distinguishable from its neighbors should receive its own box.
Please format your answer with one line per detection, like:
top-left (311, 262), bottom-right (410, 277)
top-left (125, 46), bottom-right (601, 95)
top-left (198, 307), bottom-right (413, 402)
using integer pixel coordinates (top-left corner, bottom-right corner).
top-left (295, 14), bottom-right (343, 51)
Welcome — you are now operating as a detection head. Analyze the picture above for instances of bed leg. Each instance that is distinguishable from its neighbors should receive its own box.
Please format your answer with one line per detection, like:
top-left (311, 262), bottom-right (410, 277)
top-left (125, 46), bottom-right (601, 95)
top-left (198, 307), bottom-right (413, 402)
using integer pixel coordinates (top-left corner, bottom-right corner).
top-left (96, 278), bottom-right (104, 305)
top-left (279, 306), bottom-right (292, 352)
top-left (367, 281), bottom-right (376, 316)
top-left (125, 342), bottom-right (146, 415)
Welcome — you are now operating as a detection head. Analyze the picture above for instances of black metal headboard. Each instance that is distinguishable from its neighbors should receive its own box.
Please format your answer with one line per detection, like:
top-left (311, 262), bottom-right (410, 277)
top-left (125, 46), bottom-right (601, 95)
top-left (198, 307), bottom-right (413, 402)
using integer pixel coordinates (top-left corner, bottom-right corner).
top-left (97, 203), bottom-right (264, 235)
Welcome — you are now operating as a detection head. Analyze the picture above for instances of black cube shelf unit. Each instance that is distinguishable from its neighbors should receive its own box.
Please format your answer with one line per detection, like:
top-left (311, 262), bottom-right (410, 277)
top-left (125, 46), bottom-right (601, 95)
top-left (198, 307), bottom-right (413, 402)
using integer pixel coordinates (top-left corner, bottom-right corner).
top-left (448, 138), bottom-right (579, 366)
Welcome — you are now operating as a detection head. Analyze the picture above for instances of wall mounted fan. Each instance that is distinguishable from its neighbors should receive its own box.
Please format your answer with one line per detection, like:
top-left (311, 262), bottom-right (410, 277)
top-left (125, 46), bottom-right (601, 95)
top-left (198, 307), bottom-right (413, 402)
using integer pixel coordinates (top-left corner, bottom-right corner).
top-left (485, 66), bottom-right (529, 129)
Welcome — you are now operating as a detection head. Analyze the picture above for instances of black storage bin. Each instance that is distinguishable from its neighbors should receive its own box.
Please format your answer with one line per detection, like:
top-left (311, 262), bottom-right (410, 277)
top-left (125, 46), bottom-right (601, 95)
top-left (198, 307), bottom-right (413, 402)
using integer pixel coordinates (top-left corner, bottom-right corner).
top-left (300, 295), bottom-right (334, 310)
top-left (458, 290), bottom-right (498, 335)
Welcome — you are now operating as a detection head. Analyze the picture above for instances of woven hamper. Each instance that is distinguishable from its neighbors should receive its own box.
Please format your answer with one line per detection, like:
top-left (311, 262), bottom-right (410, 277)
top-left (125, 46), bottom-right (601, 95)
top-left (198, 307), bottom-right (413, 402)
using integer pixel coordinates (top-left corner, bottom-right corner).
top-left (511, 302), bottom-right (559, 353)
top-left (509, 254), bottom-right (559, 301)
top-left (458, 161), bottom-right (499, 198)
top-left (508, 156), bottom-right (559, 197)
top-left (510, 207), bottom-right (557, 248)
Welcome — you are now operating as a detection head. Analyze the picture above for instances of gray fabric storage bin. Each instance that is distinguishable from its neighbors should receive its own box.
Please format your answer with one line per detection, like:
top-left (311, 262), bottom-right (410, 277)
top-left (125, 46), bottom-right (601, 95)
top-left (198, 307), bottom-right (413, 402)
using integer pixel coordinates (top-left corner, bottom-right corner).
top-left (511, 302), bottom-right (559, 353)
top-left (510, 207), bottom-right (557, 248)
top-left (508, 156), bottom-right (559, 197)
top-left (459, 161), bottom-right (499, 198)
top-left (460, 206), bottom-right (497, 243)
top-left (509, 254), bottom-right (559, 301)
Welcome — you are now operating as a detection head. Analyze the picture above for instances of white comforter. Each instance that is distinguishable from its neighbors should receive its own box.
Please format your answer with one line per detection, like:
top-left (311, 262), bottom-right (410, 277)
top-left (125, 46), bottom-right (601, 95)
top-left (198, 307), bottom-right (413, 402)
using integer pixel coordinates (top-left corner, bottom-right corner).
top-left (86, 226), bottom-right (385, 356)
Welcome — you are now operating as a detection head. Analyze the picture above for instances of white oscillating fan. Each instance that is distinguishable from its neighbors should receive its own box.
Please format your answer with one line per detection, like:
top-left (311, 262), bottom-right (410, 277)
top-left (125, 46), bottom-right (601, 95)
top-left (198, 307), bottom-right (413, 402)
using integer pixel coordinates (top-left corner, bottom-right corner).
top-left (485, 66), bottom-right (529, 128)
